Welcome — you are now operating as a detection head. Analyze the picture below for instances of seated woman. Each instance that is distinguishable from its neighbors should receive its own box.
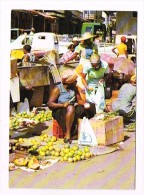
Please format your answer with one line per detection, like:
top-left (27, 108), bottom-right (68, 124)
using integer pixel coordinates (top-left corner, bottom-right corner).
top-left (112, 74), bottom-right (136, 122)
top-left (47, 69), bottom-right (96, 143)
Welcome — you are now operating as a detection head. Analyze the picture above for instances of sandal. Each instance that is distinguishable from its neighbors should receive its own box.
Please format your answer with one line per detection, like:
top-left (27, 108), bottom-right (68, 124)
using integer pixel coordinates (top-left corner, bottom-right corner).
top-left (63, 138), bottom-right (72, 144)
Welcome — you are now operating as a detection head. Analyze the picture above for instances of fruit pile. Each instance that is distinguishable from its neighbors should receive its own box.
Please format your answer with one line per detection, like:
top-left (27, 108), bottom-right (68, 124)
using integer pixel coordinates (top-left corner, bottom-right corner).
top-left (102, 111), bottom-right (119, 120)
top-left (59, 144), bottom-right (94, 163)
top-left (9, 110), bottom-right (52, 130)
top-left (10, 133), bottom-right (94, 165)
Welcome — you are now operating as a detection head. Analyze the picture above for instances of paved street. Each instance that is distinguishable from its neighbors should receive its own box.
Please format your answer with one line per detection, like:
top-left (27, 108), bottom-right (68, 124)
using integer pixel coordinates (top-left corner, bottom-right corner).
top-left (9, 121), bottom-right (135, 190)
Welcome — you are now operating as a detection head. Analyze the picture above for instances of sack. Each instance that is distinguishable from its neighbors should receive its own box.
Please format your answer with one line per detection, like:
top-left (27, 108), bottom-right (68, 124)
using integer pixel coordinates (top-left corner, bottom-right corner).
top-left (78, 117), bottom-right (98, 147)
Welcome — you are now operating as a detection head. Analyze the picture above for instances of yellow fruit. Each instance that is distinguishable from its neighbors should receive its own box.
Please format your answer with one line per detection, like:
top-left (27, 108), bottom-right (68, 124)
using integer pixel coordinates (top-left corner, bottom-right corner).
top-left (63, 156), bottom-right (68, 161)
top-left (44, 138), bottom-right (48, 142)
top-left (64, 148), bottom-right (70, 154)
top-left (64, 144), bottom-right (70, 148)
top-left (81, 155), bottom-right (85, 160)
top-left (77, 150), bottom-right (83, 156)
top-left (40, 136), bottom-right (44, 141)
top-left (85, 152), bottom-right (91, 158)
top-left (76, 155), bottom-right (81, 161)
top-left (60, 157), bottom-right (64, 162)
top-left (39, 150), bottom-right (46, 156)
top-left (67, 152), bottom-right (74, 158)
top-left (32, 145), bottom-right (38, 150)
top-left (55, 152), bottom-right (60, 157)
top-left (68, 157), bottom-right (73, 163)
top-left (73, 156), bottom-right (77, 162)
top-left (18, 138), bottom-right (24, 143)
top-left (43, 133), bottom-right (48, 138)
top-left (15, 142), bottom-right (19, 146)
top-left (73, 145), bottom-right (79, 151)
top-left (48, 146), bottom-right (53, 151)
top-left (55, 147), bottom-right (61, 153)
top-left (45, 145), bottom-right (49, 150)
top-left (45, 151), bottom-right (50, 156)
top-left (51, 136), bottom-right (57, 142)
top-left (48, 142), bottom-right (53, 146)
top-left (60, 152), bottom-right (65, 157)
top-left (51, 150), bottom-right (55, 156)
top-left (84, 146), bottom-right (90, 153)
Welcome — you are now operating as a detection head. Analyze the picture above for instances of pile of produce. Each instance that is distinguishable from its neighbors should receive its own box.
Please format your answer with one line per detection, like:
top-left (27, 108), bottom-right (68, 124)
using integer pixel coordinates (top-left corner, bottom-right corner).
top-left (102, 111), bottom-right (119, 120)
top-left (125, 122), bottom-right (136, 131)
top-left (9, 110), bottom-right (52, 130)
top-left (9, 133), bottom-right (94, 171)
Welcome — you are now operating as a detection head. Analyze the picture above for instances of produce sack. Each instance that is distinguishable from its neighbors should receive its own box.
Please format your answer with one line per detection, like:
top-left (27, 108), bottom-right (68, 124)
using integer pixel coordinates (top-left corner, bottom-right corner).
top-left (78, 117), bottom-right (98, 147)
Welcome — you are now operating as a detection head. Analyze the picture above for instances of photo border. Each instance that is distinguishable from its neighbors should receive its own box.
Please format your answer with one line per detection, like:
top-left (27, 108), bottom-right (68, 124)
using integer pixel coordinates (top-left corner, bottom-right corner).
top-left (0, 1), bottom-right (144, 195)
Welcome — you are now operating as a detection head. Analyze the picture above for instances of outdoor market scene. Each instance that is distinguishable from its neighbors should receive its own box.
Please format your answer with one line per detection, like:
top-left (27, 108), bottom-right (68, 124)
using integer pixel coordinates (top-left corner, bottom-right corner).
top-left (9, 10), bottom-right (136, 189)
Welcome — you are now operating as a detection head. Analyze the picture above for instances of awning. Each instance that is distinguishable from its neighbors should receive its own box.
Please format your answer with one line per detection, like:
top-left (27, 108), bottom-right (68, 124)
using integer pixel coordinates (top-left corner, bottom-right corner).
top-left (29, 10), bottom-right (56, 20)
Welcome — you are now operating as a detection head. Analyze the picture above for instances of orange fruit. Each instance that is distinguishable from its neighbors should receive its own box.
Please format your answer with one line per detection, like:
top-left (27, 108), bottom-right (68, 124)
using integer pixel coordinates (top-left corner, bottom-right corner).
top-left (85, 152), bottom-right (91, 158)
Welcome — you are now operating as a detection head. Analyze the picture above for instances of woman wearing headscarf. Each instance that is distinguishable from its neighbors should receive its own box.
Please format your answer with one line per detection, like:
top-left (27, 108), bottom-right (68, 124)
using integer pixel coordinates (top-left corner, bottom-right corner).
top-left (112, 74), bottom-right (136, 122)
top-left (112, 36), bottom-right (128, 58)
top-left (47, 69), bottom-right (96, 143)
top-left (80, 53), bottom-right (109, 114)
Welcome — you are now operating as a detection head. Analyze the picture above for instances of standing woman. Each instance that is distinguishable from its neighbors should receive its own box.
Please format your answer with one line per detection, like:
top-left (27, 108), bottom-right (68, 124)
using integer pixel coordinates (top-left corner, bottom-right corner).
top-left (80, 54), bottom-right (109, 114)
top-left (112, 36), bottom-right (128, 58)
top-left (63, 32), bottom-right (98, 66)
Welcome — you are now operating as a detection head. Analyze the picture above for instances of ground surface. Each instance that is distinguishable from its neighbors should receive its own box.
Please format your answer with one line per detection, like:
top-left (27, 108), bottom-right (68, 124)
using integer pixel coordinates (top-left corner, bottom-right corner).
top-left (9, 119), bottom-right (135, 190)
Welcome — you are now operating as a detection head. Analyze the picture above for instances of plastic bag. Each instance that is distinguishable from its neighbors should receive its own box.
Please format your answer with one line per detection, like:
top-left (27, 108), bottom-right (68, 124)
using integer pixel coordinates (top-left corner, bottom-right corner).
top-left (78, 117), bottom-right (98, 147)
top-left (85, 83), bottom-right (106, 114)
top-left (95, 83), bottom-right (106, 113)
top-left (17, 98), bottom-right (30, 113)
top-left (10, 77), bottom-right (20, 103)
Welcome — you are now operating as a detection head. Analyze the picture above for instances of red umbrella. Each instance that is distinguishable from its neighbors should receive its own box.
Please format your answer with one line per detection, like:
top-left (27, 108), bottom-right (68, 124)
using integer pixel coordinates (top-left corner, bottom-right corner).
top-left (113, 57), bottom-right (136, 75)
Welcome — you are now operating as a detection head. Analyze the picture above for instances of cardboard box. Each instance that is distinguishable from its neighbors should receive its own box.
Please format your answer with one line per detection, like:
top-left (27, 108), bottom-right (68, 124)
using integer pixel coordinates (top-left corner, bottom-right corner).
top-left (78, 116), bottom-right (124, 146)
top-left (10, 59), bottom-right (18, 78)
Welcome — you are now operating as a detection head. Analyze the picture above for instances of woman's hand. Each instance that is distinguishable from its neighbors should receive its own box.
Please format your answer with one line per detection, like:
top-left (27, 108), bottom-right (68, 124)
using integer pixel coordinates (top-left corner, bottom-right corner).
top-left (85, 86), bottom-right (94, 91)
top-left (74, 102), bottom-right (78, 107)
top-left (63, 101), bottom-right (70, 107)
top-left (84, 102), bottom-right (90, 109)
top-left (98, 79), bottom-right (104, 84)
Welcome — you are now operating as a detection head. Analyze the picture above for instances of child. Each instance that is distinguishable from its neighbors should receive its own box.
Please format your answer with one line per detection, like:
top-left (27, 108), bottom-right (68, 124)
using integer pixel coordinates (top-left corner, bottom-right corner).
top-left (22, 44), bottom-right (36, 64)
top-left (59, 44), bottom-right (75, 64)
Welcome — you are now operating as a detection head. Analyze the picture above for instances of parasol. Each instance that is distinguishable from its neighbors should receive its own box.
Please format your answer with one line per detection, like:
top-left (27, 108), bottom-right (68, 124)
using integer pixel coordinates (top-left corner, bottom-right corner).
top-left (100, 53), bottom-right (115, 64)
top-left (113, 57), bottom-right (136, 75)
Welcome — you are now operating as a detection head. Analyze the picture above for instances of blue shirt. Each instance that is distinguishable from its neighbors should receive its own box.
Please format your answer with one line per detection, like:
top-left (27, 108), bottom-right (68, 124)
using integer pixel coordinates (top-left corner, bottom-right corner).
top-left (56, 83), bottom-right (75, 103)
